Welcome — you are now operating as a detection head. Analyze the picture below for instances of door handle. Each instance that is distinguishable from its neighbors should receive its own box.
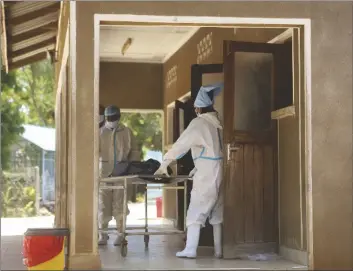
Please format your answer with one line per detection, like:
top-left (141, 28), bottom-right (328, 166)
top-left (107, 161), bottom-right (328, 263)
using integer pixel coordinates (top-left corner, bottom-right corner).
top-left (227, 143), bottom-right (241, 161)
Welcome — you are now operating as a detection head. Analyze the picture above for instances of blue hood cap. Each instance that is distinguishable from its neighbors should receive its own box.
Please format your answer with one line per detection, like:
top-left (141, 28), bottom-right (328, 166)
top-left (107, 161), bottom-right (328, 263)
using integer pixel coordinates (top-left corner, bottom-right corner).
top-left (194, 82), bottom-right (224, 108)
top-left (104, 105), bottom-right (121, 117)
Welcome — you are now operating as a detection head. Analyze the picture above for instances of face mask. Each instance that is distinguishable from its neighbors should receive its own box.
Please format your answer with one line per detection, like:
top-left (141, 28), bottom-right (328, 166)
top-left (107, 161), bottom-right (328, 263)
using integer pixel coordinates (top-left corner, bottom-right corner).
top-left (105, 120), bottom-right (118, 130)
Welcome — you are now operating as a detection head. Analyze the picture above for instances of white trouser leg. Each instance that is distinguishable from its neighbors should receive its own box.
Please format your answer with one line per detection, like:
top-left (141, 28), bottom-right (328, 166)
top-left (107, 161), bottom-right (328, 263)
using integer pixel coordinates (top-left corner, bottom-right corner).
top-left (113, 215), bottom-right (124, 246)
top-left (213, 223), bottom-right (222, 258)
top-left (98, 189), bottom-right (113, 246)
top-left (112, 189), bottom-right (130, 246)
top-left (176, 224), bottom-right (200, 258)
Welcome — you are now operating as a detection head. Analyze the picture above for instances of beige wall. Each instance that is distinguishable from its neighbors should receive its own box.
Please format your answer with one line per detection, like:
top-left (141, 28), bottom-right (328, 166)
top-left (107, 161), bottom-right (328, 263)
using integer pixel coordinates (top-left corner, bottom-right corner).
top-left (100, 62), bottom-right (163, 110)
top-left (71, 2), bottom-right (352, 269)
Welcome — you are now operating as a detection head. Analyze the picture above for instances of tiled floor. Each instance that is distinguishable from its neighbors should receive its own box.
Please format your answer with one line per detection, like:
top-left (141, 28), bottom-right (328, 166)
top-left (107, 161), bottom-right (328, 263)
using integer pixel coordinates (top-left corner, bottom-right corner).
top-left (1, 231), bottom-right (307, 270)
top-left (100, 229), bottom-right (307, 270)
top-left (1, 204), bottom-right (308, 270)
top-left (1, 235), bottom-right (27, 270)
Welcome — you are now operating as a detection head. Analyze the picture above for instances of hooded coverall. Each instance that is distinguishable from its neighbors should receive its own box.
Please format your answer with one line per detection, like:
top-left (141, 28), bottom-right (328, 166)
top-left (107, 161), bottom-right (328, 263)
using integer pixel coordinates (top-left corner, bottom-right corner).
top-left (162, 112), bottom-right (223, 227)
top-left (99, 124), bottom-right (141, 240)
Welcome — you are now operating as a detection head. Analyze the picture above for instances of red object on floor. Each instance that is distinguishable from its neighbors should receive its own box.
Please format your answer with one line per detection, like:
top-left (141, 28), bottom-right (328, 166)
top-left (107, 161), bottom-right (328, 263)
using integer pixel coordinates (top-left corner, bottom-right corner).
top-left (23, 235), bottom-right (64, 267)
top-left (156, 197), bottom-right (163, 218)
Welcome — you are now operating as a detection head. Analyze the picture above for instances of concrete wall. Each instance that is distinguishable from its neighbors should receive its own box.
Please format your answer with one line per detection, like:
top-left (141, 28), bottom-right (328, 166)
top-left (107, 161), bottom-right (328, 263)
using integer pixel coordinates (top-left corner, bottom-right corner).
top-left (99, 62), bottom-right (163, 110)
top-left (72, 2), bottom-right (352, 269)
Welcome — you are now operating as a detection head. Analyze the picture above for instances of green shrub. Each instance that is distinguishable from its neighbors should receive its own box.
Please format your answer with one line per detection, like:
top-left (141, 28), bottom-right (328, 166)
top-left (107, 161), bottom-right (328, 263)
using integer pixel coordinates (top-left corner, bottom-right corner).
top-left (1, 176), bottom-right (37, 217)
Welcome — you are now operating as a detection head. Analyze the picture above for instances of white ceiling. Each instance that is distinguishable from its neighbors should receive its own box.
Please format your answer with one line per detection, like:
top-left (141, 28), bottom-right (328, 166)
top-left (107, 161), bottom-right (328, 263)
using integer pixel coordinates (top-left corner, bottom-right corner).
top-left (100, 25), bottom-right (199, 63)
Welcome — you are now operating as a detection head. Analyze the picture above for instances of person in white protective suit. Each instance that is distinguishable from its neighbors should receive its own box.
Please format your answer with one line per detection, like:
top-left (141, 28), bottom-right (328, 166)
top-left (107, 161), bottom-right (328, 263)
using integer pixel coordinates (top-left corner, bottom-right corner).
top-left (154, 82), bottom-right (224, 259)
top-left (99, 105), bottom-right (141, 246)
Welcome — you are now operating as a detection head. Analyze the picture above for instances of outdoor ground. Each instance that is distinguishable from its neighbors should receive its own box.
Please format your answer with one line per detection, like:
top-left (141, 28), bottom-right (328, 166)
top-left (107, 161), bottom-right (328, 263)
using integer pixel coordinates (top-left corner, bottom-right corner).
top-left (1, 202), bottom-right (307, 270)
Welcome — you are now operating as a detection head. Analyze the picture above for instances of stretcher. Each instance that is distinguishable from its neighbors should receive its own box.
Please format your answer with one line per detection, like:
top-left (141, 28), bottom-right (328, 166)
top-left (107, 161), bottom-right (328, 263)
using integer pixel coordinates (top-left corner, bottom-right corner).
top-left (98, 175), bottom-right (190, 257)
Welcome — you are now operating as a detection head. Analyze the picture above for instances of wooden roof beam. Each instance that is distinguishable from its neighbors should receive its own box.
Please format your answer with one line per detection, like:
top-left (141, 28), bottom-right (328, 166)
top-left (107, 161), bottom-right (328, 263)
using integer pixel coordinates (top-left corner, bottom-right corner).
top-left (8, 11), bottom-right (59, 36)
top-left (8, 51), bottom-right (47, 71)
top-left (9, 37), bottom-right (56, 60)
top-left (3, 2), bottom-right (16, 8)
top-left (8, 2), bottom-right (60, 26)
top-left (54, 1), bottom-right (64, 66)
top-left (1, 1), bottom-right (8, 73)
top-left (11, 43), bottom-right (55, 64)
top-left (9, 22), bottom-right (58, 44)
top-left (10, 30), bottom-right (57, 52)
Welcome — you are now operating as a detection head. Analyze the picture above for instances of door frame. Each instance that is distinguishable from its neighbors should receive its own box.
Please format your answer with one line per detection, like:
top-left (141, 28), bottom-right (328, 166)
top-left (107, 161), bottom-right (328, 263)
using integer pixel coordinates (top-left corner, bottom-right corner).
top-left (92, 13), bottom-right (312, 265)
top-left (191, 64), bottom-right (224, 100)
top-left (173, 98), bottom-right (195, 230)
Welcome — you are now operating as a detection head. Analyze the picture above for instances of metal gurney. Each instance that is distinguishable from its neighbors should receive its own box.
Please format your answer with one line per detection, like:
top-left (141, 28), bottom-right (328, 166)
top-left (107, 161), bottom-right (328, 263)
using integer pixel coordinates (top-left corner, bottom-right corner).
top-left (99, 175), bottom-right (189, 257)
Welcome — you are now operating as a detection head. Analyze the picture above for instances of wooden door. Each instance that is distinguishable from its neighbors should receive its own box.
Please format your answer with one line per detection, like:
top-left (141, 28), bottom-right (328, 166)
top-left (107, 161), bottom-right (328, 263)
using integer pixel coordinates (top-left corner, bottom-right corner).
top-left (191, 64), bottom-right (224, 246)
top-left (222, 41), bottom-right (292, 258)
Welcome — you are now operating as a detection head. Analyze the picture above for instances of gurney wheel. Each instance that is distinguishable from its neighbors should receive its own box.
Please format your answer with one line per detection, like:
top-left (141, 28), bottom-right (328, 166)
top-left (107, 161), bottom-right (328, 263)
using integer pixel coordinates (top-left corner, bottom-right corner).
top-left (120, 243), bottom-right (127, 257)
top-left (144, 235), bottom-right (149, 248)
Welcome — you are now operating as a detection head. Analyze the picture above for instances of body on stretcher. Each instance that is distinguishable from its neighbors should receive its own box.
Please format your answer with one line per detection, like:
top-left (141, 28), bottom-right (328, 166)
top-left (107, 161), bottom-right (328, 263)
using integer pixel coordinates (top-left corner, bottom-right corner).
top-left (98, 174), bottom-right (190, 257)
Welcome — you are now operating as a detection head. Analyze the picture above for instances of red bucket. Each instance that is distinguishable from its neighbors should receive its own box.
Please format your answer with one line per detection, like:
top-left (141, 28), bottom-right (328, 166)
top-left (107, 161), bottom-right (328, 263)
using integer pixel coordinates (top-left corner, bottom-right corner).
top-left (23, 228), bottom-right (69, 270)
top-left (156, 197), bottom-right (163, 218)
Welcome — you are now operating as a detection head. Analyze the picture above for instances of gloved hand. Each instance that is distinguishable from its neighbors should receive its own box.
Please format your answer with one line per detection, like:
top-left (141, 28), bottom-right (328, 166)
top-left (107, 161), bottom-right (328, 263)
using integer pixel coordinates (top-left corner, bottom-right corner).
top-left (154, 160), bottom-right (172, 177)
top-left (189, 167), bottom-right (197, 178)
top-left (154, 166), bottom-right (170, 177)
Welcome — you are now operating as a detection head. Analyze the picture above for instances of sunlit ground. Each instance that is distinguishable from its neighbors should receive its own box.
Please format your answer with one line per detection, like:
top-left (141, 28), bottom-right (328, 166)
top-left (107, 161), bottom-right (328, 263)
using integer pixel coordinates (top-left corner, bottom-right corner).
top-left (1, 202), bottom-right (307, 271)
top-left (1, 197), bottom-right (307, 270)
top-left (1, 201), bottom-right (171, 270)
top-left (1, 202), bottom-right (166, 236)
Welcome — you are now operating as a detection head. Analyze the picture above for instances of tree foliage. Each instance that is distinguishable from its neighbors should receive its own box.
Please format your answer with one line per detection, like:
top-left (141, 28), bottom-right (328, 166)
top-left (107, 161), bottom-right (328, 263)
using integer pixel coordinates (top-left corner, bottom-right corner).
top-left (120, 112), bottom-right (162, 158)
top-left (16, 60), bottom-right (55, 127)
top-left (0, 175), bottom-right (37, 217)
top-left (1, 70), bottom-right (25, 169)
top-left (1, 60), bottom-right (55, 170)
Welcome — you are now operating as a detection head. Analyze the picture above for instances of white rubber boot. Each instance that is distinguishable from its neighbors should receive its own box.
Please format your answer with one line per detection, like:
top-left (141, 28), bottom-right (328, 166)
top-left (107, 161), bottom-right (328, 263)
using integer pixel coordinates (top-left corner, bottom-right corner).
top-left (114, 217), bottom-right (124, 246)
top-left (98, 222), bottom-right (109, 246)
top-left (113, 233), bottom-right (123, 246)
top-left (98, 233), bottom-right (108, 246)
top-left (213, 224), bottom-right (222, 258)
top-left (176, 224), bottom-right (200, 259)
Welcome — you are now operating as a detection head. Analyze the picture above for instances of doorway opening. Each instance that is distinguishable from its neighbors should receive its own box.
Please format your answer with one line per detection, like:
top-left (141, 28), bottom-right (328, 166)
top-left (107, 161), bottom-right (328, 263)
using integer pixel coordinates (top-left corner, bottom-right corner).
top-left (93, 14), bottom-right (310, 270)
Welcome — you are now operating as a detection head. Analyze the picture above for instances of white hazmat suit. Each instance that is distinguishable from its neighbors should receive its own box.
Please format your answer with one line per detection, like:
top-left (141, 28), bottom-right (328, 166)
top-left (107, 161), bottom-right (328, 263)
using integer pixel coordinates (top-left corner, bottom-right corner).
top-left (155, 82), bottom-right (224, 259)
top-left (99, 123), bottom-right (140, 245)
top-left (156, 112), bottom-right (223, 258)
top-left (163, 113), bottom-right (223, 227)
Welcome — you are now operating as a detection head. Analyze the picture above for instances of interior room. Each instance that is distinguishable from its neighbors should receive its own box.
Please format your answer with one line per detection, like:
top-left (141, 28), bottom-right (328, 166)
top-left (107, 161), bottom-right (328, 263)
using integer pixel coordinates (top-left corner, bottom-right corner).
top-left (96, 23), bottom-right (307, 270)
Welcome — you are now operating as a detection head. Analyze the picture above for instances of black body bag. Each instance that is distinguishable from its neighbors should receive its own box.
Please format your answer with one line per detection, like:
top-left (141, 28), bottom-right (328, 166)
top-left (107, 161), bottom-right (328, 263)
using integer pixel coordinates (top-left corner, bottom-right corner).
top-left (109, 158), bottom-right (173, 183)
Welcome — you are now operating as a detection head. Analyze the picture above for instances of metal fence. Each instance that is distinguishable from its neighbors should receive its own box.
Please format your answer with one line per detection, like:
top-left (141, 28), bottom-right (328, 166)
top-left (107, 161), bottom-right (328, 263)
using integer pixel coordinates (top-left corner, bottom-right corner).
top-left (42, 156), bottom-right (55, 204)
top-left (6, 152), bottom-right (55, 204)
